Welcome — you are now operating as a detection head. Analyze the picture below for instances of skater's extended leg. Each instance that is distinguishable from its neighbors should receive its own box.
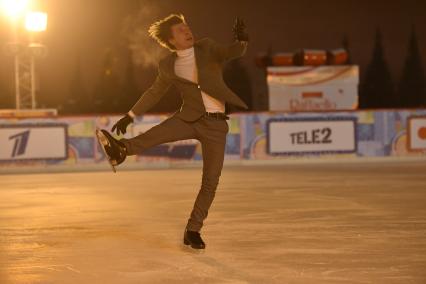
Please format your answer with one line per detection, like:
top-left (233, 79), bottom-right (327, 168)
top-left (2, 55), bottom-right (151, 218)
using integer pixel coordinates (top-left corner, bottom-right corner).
top-left (121, 116), bottom-right (197, 155)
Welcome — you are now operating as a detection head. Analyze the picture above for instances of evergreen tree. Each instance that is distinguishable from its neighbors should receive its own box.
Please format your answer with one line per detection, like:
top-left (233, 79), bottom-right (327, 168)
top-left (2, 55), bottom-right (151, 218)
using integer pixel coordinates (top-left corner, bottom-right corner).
top-left (224, 58), bottom-right (253, 111)
top-left (120, 47), bottom-right (139, 113)
top-left (342, 35), bottom-right (352, 64)
top-left (92, 48), bottom-right (122, 113)
top-left (65, 54), bottom-right (87, 114)
top-left (397, 26), bottom-right (426, 108)
top-left (360, 28), bottom-right (395, 109)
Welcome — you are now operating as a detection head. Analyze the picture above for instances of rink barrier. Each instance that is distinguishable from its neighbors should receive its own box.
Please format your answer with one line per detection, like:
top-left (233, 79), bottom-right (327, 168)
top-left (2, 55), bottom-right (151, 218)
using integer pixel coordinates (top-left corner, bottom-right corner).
top-left (0, 109), bottom-right (425, 173)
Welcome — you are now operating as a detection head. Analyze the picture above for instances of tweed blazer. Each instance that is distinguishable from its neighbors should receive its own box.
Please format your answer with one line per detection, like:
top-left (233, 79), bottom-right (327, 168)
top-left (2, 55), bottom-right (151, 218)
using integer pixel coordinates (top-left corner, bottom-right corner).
top-left (130, 38), bottom-right (249, 121)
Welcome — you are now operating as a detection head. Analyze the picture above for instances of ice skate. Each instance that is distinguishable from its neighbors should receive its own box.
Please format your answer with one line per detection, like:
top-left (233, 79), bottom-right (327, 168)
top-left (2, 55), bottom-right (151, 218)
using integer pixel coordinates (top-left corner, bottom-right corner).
top-left (95, 128), bottom-right (127, 173)
top-left (183, 230), bottom-right (206, 250)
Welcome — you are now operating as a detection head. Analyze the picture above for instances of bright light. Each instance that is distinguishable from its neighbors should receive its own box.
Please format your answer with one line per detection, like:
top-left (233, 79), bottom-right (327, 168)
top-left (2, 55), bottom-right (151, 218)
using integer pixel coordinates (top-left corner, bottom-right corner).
top-left (1, 0), bottom-right (29, 20)
top-left (25, 11), bottom-right (47, 32)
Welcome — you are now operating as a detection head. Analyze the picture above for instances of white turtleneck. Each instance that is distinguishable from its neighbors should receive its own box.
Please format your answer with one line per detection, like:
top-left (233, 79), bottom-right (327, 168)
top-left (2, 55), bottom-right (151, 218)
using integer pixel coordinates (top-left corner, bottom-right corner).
top-left (174, 47), bottom-right (225, 113)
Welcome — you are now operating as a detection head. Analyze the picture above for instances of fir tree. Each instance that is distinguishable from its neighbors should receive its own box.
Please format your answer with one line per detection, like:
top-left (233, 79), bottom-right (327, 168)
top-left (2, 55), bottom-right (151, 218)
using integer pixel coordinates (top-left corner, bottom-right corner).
top-left (360, 28), bottom-right (395, 109)
top-left (224, 58), bottom-right (253, 111)
top-left (398, 26), bottom-right (426, 108)
top-left (120, 47), bottom-right (139, 113)
top-left (92, 48), bottom-right (122, 113)
top-left (65, 54), bottom-right (87, 114)
top-left (342, 35), bottom-right (352, 64)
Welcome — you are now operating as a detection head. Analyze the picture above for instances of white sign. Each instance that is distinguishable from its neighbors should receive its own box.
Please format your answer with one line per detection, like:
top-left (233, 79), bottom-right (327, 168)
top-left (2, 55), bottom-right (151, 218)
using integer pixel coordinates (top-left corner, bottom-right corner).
top-left (0, 124), bottom-right (68, 161)
top-left (267, 118), bottom-right (357, 154)
top-left (267, 66), bottom-right (359, 111)
top-left (408, 117), bottom-right (426, 151)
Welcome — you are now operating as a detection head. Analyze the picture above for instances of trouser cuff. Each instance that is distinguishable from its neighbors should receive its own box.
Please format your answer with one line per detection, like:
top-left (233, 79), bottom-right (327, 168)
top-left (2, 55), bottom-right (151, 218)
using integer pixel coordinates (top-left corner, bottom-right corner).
top-left (119, 138), bottom-right (133, 156)
top-left (186, 220), bottom-right (202, 232)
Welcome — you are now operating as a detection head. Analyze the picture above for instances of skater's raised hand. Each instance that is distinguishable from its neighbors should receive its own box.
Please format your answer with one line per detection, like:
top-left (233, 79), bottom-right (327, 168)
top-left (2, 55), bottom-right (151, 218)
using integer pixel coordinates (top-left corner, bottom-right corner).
top-left (232, 17), bottom-right (249, 42)
top-left (111, 114), bottom-right (134, 135)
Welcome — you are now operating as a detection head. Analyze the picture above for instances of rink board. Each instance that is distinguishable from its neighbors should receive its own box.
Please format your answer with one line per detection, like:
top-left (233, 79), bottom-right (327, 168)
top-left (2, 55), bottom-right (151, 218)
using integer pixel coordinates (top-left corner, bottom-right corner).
top-left (0, 109), bottom-right (426, 172)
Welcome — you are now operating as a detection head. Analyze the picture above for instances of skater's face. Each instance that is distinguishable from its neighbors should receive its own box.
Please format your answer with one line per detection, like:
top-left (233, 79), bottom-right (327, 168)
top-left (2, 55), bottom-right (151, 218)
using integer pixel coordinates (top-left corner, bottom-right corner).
top-left (169, 22), bottom-right (194, 50)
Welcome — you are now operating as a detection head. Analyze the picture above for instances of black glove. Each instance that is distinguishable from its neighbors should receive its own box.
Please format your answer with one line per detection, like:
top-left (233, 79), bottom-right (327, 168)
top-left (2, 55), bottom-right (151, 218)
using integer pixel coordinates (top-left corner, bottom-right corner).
top-left (232, 17), bottom-right (249, 42)
top-left (111, 114), bottom-right (133, 135)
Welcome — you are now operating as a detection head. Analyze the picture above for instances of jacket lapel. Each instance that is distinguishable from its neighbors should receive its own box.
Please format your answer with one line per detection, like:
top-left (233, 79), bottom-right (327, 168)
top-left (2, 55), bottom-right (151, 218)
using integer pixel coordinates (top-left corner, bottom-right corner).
top-left (162, 53), bottom-right (177, 79)
top-left (194, 43), bottom-right (202, 74)
top-left (161, 51), bottom-right (194, 85)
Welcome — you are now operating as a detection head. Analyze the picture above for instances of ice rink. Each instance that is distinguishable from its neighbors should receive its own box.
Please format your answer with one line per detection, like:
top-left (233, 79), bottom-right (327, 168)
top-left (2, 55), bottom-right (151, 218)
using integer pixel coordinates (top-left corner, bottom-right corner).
top-left (1, 161), bottom-right (426, 284)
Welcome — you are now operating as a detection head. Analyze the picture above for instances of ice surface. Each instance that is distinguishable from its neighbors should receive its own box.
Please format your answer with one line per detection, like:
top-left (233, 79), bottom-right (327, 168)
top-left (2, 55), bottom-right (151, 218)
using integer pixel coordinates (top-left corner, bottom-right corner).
top-left (1, 162), bottom-right (426, 283)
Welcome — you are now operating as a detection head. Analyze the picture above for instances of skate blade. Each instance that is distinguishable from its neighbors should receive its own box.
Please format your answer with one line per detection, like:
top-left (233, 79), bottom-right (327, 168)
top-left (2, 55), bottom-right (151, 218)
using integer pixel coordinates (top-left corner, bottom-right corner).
top-left (181, 243), bottom-right (205, 254)
top-left (95, 128), bottom-right (117, 173)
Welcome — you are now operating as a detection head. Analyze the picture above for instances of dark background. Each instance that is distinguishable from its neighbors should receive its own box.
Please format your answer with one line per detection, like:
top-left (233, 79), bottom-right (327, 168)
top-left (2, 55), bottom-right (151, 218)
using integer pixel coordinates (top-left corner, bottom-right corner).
top-left (0, 0), bottom-right (425, 113)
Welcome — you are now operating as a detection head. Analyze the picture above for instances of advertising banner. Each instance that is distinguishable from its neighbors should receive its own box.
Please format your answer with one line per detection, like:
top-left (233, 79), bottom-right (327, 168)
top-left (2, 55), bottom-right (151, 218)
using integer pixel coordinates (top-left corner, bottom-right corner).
top-left (267, 117), bottom-right (357, 155)
top-left (1, 109), bottom-right (426, 173)
top-left (408, 116), bottom-right (426, 151)
top-left (0, 124), bottom-right (68, 161)
top-left (267, 66), bottom-right (359, 111)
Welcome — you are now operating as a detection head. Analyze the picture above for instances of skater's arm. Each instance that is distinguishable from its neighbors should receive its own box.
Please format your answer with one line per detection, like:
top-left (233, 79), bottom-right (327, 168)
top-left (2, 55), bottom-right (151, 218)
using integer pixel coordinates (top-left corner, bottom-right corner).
top-left (210, 39), bottom-right (247, 62)
top-left (129, 70), bottom-right (171, 117)
top-left (209, 17), bottom-right (248, 62)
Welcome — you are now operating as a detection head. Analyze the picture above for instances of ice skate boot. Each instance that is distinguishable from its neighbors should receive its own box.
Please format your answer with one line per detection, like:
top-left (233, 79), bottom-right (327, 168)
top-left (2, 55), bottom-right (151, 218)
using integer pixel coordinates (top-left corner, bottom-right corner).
top-left (183, 230), bottom-right (206, 250)
top-left (95, 128), bottom-right (127, 172)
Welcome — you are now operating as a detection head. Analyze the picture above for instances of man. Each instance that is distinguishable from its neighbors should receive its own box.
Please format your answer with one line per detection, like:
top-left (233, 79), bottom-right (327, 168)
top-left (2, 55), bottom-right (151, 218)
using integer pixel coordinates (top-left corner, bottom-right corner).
top-left (97, 14), bottom-right (249, 249)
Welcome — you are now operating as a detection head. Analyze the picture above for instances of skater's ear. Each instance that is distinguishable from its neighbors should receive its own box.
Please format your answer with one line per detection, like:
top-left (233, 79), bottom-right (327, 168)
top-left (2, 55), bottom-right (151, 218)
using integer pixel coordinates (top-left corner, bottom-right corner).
top-left (168, 37), bottom-right (177, 50)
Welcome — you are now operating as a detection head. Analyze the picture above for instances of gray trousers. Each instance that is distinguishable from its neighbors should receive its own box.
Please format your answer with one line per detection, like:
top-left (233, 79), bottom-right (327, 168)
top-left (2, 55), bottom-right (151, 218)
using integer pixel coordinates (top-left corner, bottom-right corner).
top-left (121, 114), bottom-right (229, 232)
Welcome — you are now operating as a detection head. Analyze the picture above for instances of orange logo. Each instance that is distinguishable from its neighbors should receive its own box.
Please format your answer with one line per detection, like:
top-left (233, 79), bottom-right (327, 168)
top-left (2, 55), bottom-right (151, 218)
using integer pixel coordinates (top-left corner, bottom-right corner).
top-left (418, 127), bottom-right (426, 140)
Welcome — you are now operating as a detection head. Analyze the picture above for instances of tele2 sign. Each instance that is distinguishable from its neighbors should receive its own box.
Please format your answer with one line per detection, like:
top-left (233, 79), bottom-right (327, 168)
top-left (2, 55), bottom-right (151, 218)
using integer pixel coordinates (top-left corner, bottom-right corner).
top-left (267, 117), bottom-right (357, 155)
